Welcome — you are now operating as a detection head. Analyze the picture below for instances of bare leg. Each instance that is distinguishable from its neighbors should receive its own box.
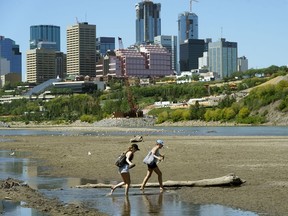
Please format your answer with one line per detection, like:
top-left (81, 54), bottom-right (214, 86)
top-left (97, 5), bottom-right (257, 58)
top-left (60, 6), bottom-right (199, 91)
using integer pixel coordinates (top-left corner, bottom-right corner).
top-left (123, 173), bottom-right (131, 196)
top-left (153, 167), bottom-right (164, 192)
top-left (110, 172), bottom-right (131, 195)
top-left (110, 182), bottom-right (125, 195)
top-left (140, 168), bottom-right (153, 190)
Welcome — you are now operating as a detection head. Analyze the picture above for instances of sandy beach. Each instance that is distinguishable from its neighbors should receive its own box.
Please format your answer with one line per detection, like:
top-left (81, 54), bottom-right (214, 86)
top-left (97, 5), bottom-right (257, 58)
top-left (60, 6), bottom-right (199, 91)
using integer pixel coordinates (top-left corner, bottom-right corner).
top-left (0, 128), bottom-right (288, 215)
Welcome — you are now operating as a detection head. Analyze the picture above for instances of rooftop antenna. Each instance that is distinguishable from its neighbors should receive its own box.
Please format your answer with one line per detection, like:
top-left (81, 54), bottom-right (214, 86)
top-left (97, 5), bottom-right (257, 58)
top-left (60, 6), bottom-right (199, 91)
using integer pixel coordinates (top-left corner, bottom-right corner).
top-left (190, 0), bottom-right (198, 12)
top-left (75, 17), bottom-right (79, 24)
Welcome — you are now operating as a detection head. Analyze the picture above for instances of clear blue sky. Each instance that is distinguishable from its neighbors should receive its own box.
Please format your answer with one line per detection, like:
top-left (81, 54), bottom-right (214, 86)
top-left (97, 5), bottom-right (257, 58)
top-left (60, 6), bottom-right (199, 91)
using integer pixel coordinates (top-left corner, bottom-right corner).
top-left (1, 0), bottom-right (288, 81)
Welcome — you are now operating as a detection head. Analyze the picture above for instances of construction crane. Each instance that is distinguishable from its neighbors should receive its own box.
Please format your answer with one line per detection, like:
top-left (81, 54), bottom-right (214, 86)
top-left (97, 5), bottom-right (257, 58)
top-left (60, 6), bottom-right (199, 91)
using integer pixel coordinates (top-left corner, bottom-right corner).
top-left (123, 77), bottom-right (143, 118)
top-left (190, 0), bottom-right (198, 12)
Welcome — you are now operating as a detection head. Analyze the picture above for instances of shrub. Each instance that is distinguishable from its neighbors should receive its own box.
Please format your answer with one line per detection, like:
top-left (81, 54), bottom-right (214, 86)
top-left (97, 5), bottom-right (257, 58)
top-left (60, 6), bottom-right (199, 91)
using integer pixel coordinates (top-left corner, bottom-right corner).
top-left (80, 114), bottom-right (96, 123)
top-left (156, 111), bottom-right (169, 124)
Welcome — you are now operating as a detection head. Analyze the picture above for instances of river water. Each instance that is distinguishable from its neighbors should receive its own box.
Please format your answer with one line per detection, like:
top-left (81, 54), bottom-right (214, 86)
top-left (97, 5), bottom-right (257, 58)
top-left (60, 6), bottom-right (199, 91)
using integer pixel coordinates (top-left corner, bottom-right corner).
top-left (1, 126), bottom-right (287, 215)
top-left (1, 125), bottom-right (287, 137)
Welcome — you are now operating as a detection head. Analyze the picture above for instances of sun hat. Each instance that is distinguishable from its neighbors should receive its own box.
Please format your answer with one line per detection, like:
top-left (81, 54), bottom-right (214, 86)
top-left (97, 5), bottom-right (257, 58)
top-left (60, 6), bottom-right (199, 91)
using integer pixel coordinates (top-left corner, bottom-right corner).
top-left (156, 139), bottom-right (164, 146)
top-left (131, 143), bottom-right (140, 151)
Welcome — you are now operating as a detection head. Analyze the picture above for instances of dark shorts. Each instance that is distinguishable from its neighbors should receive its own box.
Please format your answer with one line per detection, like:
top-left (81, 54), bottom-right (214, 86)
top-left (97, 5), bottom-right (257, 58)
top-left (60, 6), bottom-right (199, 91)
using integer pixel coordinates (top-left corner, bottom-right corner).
top-left (148, 162), bottom-right (157, 169)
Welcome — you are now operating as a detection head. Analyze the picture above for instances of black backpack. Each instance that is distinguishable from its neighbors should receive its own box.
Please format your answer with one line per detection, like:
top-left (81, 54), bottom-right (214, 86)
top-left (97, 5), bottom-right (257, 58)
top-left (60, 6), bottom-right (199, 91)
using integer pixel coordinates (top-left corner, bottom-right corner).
top-left (115, 152), bottom-right (127, 167)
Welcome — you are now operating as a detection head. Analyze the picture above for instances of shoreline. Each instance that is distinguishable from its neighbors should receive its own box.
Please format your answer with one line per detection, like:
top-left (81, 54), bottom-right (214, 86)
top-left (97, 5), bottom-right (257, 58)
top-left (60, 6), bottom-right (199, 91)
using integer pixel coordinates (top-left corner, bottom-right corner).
top-left (0, 135), bottom-right (288, 215)
top-left (2, 116), bottom-right (288, 130)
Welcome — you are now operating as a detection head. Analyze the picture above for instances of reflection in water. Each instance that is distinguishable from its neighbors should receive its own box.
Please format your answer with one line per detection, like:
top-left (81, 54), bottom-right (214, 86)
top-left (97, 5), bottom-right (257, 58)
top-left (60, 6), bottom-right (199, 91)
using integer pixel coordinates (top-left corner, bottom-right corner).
top-left (115, 196), bottom-right (131, 216)
top-left (0, 200), bottom-right (48, 216)
top-left (142, 192), bottom-right (163, 214)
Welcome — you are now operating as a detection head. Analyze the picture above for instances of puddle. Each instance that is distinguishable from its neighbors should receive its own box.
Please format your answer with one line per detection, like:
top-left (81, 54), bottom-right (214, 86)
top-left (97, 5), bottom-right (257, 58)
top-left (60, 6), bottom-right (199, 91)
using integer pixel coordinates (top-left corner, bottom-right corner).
top-left (0, 150), bottom-right (259, 216)
top-left (0, 200), bottom-right (48, 216)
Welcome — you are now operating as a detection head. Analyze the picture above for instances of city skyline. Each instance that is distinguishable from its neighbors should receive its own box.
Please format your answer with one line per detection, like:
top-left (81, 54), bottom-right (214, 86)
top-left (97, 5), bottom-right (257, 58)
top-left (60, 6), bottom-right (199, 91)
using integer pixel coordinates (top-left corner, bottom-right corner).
top-left (1, 0), bottom-right (288, 81)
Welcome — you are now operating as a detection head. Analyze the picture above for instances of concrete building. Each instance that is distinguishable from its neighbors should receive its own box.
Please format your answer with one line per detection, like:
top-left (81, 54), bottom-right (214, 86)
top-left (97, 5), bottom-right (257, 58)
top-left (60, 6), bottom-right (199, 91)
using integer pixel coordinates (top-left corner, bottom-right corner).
top-left (208, 38), bottom-right (238, 79)
top-left (30, 25), bottom-right (60, 51)
top-left (67, 22), bottom-right (96, 77)
top-left (98, 44), bottom-right (173, 78)
top-left (238, 56), bottom-right (248, 72)
top-left (115, 48), bottom-right (147, 76)
top-left (198, 38), bottom-right (212, 70)
top-left (26, 49), bottom-right (66, 84)
top-left (135, 0), bottom-right (161, 45)
top-left (139, 44), bottom-right (173, 76)
top-left (154, 35), bottom-right (177, 72)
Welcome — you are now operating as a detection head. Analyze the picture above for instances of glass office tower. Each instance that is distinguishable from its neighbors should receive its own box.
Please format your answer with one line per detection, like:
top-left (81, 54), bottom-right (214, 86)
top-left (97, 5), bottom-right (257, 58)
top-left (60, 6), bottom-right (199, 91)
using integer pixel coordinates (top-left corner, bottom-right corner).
top-left (96, 37), bottom-right (115, 56)
top-left (178, 12), bottom-right (198, 45)
top-left (30, 25), bottom-right (60, 51)
top-left (208, 38), bottom-right (238, 79)
top-left (0, 36), bottom-right (22, 77)
top-left (135, 0), bottom-right (161, 45)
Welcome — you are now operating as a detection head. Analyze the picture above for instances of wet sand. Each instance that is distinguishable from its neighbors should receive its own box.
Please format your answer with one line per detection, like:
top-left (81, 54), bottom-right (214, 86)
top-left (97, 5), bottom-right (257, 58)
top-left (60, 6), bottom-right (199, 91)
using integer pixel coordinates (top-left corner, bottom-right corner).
top-left (0, 131), bottom-right (288, 216)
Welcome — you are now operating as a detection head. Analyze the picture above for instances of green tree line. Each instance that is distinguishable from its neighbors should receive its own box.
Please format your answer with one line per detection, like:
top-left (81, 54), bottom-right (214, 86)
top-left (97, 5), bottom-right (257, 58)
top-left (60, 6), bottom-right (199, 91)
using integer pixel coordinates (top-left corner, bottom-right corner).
top-left (0, 66), bottom-right (287, 125)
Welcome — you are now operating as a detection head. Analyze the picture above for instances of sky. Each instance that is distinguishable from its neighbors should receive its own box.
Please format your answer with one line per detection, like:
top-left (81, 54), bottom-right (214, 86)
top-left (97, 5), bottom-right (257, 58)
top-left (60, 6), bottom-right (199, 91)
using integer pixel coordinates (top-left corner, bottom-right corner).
top-left (1, 0), bottom-right (288, 81)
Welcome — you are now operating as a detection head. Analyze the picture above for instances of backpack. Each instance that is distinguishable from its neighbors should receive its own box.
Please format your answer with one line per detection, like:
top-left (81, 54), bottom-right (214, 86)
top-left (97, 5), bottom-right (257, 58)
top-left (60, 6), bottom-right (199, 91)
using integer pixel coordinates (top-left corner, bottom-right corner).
top-left (115, 152), bottom-right (127, 167)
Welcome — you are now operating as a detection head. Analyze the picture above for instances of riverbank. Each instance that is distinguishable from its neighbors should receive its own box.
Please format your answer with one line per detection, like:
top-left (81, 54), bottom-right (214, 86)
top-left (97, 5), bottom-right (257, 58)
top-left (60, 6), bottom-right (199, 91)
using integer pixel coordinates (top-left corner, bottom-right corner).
top-left (4, 112), bottom-right (288, 129)
top-left (0, 134), bottom-right (288, 215)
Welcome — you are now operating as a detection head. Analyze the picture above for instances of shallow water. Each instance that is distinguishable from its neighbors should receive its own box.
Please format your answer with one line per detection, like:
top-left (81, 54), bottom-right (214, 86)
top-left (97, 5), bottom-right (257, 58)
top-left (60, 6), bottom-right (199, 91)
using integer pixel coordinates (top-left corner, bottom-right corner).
top-left (1, 125), bottom-right (287, 137)
top-left (0, 150), bottom-right (259, 216)
top-left (0, 200), bottom-right (48, 216)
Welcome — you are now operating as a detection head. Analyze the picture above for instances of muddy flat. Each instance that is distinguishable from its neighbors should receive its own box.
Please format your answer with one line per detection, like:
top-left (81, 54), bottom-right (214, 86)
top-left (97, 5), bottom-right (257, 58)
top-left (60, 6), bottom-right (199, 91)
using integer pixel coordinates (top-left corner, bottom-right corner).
top-left (1, 134), bottom-right (288, 216)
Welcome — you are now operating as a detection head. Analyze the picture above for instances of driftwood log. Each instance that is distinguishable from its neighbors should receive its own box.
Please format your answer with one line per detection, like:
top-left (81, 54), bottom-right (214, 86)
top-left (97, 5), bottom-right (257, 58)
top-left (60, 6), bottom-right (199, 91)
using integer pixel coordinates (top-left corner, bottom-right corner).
top-left (130, 135), bottom-right (144, 143)
top-left (75, 173), bottom-right (245, 188)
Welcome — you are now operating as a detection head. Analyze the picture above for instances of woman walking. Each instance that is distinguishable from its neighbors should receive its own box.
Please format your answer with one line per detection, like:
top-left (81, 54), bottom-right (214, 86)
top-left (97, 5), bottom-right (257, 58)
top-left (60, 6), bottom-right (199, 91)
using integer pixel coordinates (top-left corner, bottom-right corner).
top-left (140, 139), bottom-right (165, 192)
top-left (110, 143), bottom-right (140, 196)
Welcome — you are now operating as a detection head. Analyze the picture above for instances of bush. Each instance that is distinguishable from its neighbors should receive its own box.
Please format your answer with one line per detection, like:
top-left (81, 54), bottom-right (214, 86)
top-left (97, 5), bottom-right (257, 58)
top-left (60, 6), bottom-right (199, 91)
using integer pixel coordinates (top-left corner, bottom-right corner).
top-left (80, 114), bottom-right (96, 123)
top-left (236, 115), bottom-right (266, 124)
top-left (156, 111), bottom-right (169, 124)
top-left (170, 109), bottom-right (184, 122)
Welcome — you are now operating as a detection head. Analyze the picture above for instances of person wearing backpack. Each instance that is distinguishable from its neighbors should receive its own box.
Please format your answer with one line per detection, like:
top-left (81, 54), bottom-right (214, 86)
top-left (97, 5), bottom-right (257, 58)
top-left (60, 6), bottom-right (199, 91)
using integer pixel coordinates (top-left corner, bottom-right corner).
top-left (110, 143), bottom-right (140, 196)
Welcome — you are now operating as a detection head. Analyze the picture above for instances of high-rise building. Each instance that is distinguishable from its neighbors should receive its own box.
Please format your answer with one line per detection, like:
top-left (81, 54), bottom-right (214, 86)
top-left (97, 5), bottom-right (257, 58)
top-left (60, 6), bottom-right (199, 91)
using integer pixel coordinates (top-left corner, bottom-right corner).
top-left (30, 25), bottom-right (60, 51)
top-left (154, 35), bottom-right (177, 72)
top-left (208, 38), bottom-right (238, 79)
top-left (96, 37), bottom-right (115, 63)
top-left (178, 12), bottom-right (198, 44)
top-left (26, 49), bottom-right (66, 84)
top-left (0, 36), bottom-right (22, 85)
top-left (96, 37), bottom-right (115, 56)
top-left (198, 39), bottom-right (212, 69)
top-left (66, 22), bottom-right (96, 77)
top-left (179, 39), bottom-right (205, 71)
top-left (238, 56), bottom-right (248, 72)
top-left (135, 0), bottom-right (161, 45)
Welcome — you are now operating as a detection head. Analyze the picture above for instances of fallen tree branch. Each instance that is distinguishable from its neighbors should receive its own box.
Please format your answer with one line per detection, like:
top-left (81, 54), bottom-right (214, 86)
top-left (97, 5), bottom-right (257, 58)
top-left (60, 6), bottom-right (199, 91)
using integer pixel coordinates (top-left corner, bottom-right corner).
top-left (75, 173), bottom-right (245, 188)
